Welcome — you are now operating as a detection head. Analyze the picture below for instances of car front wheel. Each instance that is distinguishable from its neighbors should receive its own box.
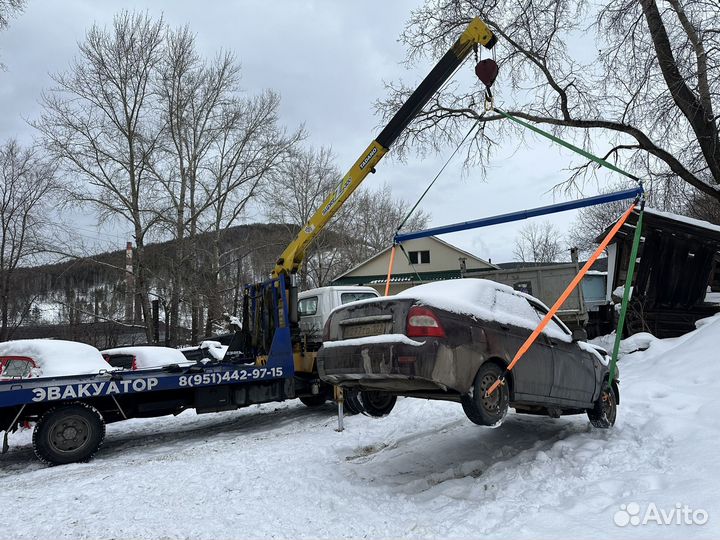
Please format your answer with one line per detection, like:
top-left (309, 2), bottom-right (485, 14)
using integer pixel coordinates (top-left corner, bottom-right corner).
top-left (587, 385), bottom-right (617, 428)
top-left (462, 362), bottom-right (509, 426)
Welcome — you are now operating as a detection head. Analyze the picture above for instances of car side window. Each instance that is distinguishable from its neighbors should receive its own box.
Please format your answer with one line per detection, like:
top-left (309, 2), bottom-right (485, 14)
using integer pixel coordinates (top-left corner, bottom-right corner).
top-left (298, 296), bottom-right (318, 316)
top-left (527, 301), bottom-right (571, 338)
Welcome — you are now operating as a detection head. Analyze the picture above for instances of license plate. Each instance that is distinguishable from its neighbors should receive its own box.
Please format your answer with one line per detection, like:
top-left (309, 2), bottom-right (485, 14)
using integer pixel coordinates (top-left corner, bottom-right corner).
top-left (343, 322), bottom-right (386, 339)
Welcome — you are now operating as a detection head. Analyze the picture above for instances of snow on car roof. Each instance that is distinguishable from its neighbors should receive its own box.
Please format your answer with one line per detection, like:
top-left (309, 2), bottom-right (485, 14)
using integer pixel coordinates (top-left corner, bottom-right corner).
top-left (0, 339), bottom-right (111, 378)
top-left (178, 341), bottom-right (228, 361)
top-left (101, 346), bottom-right (191, 369)
top-left (396, 279), bottom-right (571, 341)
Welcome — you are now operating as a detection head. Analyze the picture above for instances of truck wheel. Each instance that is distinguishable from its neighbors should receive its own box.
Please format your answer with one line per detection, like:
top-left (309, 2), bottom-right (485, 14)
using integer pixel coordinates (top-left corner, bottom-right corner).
top-left (461, 362), bottom-right (509, 426)
top-left (358, 391), bottom-right (397, 417)
top-left (587, 385), bottom-right (617, 428)
top-left (299, 395), bottom-right (327, 408)
top-left (33, 402), bottom-right (105, 465)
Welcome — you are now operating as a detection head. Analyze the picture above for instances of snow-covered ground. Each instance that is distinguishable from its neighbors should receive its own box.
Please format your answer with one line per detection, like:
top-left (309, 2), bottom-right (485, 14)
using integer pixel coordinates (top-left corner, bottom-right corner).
top-left (2, 315), bottom-right (720, 539)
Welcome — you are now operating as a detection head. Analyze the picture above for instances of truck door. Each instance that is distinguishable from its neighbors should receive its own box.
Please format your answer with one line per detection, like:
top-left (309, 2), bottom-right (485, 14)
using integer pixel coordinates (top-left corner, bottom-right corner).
top-left (298, 294), bottom-right (323, 342)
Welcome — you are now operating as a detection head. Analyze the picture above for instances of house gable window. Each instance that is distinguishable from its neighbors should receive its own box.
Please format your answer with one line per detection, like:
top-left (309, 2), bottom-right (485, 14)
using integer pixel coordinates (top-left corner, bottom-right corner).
top-left (409, 250), bottom-right (430, 264)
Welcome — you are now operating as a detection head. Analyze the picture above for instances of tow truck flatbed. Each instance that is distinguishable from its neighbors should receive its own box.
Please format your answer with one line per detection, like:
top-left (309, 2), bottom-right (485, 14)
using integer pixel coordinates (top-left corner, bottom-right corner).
top-left (0, 351), bottom-right (300, 464)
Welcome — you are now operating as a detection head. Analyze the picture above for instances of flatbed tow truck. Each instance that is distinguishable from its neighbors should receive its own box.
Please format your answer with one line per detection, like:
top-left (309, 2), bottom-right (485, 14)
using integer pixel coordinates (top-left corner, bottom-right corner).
top-left (0, 18), bottom-right (497, 465)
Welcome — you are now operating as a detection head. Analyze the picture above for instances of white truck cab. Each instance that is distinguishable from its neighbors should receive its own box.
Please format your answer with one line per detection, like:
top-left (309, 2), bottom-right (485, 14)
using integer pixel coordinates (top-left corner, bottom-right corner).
top-left (298, 286), bottom-right (380, 342)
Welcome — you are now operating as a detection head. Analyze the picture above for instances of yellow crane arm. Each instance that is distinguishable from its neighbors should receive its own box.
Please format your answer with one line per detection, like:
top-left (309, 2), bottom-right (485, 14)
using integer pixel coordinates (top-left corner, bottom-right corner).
top-left (273, 17), bottom-right (497, 278)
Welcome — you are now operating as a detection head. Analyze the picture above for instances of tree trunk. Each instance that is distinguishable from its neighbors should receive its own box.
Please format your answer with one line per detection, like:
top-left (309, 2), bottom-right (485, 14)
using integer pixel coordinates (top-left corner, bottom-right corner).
top-left (0, 278), bottom-right (9, 342)
top-left (133, 242), bottom-right (155, 343)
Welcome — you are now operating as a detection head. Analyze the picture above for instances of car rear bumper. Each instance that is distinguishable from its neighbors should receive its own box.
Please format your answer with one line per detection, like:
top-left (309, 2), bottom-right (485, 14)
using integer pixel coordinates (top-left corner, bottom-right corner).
top-left (317, 338), bottom-right (478, 394)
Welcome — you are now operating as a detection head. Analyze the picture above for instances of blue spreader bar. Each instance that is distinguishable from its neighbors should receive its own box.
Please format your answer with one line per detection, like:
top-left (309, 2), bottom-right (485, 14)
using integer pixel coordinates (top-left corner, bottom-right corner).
top-left (394, 186), bottom-right (643, 243)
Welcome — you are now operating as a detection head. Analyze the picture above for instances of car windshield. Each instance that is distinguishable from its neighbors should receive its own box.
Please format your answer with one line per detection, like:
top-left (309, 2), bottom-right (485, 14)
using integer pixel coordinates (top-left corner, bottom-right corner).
top-left (1, 358), bottom-right (34, 378)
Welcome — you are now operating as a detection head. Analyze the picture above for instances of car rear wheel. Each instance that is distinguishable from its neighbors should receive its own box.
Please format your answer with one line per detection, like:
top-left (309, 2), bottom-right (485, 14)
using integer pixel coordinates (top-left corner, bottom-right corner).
top-left (299, 394), bottom-right (328, 408)
top-left (340, 388), bottom-right (363, 415)
top-left (358, 391), bottom-right (397, 417)
top-left (587, 385), bottom-right (617, 428)
top-left (33, 402), bottom-right (105, 465)
top-left (462, 362), bottom-right (509, 426)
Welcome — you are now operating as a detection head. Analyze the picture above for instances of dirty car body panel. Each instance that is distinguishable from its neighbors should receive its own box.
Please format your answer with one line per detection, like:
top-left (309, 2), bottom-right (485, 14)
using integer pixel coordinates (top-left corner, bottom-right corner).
top-left (317, 280), bottom-right (613, 415)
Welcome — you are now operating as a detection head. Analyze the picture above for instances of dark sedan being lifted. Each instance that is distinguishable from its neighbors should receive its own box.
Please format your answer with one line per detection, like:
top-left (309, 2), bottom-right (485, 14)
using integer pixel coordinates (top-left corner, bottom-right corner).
top-left (317, 279), bottom-right (617, 428)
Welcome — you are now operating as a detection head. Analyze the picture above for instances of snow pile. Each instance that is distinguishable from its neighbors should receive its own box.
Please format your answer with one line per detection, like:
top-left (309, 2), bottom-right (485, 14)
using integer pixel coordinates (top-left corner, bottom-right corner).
top-left (396, 279), bottom-right (571, 341)
top-left (178, 341), bottom-right (229, 362)
top-left (3, 316), bottom-right (720, 539)
top-left (199, 341), bottom-right (228, 361)
top-left (101, 346), bottom-right (192, 370)
top-left (644, 207), bottom-right (720, 234)
top-left (0, 339), bottom-right (111, 378)
top-left (590, 331), bottom-right (658, 356)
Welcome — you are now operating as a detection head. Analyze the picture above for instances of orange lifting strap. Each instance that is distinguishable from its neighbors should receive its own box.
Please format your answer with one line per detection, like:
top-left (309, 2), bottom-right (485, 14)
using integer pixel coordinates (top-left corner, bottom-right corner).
top-left (486, 201), bottom-right (637, 397)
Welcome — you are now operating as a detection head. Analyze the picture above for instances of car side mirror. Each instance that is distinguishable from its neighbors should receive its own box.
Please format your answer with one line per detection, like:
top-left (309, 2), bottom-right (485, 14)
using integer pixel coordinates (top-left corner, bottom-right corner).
top-left (572, 328), bottom-right (588, 342)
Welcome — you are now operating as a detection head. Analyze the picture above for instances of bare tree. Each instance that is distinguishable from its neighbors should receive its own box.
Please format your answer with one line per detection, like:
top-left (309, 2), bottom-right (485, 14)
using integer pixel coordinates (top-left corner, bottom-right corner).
top-left (35, 11), bottom-right (165, 342)
top-left (0, 0), bottom-right (23, 30)
top-left (198, 91), bottom-right (301, 336)
top-left (153, 26), bottom-right (240, 344)
top-left (686, 191), bottom-right (720, 225)
top-left (345, 182), bottom-right (430, 263)
top-left (377, 0), bottom-right (720, 204)
top-left (0, 140), bottom-right (61, 340)
top-left (513, 220), bottom-right (564, 263)
top-left (264, 146), bottom-right (339, 289)
top-left (264, 149), bottom-right (433, 288)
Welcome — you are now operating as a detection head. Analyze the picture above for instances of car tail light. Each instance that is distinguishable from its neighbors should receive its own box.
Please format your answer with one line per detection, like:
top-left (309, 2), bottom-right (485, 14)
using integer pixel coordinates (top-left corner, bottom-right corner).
top-left (406, 306), bottom-right (445, 338)
top-left (322, 318), bottom-right (331, 342)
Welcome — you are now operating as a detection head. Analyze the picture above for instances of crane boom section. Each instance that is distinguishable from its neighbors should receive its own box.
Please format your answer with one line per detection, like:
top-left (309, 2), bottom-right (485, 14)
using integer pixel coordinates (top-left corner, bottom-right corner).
top-left (273, 17), bottom-right (496, 277)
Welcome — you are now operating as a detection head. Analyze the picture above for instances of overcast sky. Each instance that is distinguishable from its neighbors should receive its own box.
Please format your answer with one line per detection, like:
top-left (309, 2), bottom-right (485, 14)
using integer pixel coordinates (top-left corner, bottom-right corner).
top-left (0, 0), bottom-right (615, 264)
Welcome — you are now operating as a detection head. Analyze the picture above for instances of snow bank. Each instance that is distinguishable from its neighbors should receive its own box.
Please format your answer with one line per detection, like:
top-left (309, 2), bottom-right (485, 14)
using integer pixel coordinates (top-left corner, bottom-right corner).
top-left (396, 279), bottom-right (571, 341)
top-left (0, 339), bottom-right (111, 378)
top-left (3, 314), bottom-right (720, 539)
top-left (101, 346), bottom-right (192, 370)
top-left (590, 331), bottom-right (658, 357)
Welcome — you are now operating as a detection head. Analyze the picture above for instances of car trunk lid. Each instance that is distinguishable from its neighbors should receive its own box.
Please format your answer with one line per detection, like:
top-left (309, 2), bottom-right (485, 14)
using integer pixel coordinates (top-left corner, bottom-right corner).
top-left (326, 298), bottom-right (416, 341)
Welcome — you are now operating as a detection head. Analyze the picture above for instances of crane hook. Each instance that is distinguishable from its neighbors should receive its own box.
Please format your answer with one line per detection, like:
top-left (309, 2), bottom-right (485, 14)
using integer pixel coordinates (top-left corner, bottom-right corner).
top-left (475, 58), bottom-right (499, 88)
top-left (475, 58), bottom-right (499, 111)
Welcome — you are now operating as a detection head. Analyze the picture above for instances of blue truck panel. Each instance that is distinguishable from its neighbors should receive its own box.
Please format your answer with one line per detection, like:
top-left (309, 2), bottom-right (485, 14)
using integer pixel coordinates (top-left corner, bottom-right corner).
top-left (0, 362), bottom-right (290, 409)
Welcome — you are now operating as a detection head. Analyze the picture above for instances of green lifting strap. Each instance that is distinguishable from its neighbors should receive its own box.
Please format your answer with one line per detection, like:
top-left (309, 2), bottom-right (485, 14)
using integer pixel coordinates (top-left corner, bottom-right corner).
top-left (608, 205), bottom-right (645, 389)
top-left (493, 108), bottom-right (641, 183)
